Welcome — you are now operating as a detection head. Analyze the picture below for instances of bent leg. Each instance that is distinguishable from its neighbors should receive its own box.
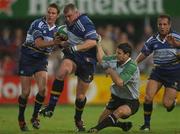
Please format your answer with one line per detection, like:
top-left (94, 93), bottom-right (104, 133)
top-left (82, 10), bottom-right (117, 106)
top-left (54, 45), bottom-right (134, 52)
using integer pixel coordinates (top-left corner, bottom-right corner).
top-left (48, 59), bottom-right (75, 111)
top-left (163, 88), bottom-right (177, 112)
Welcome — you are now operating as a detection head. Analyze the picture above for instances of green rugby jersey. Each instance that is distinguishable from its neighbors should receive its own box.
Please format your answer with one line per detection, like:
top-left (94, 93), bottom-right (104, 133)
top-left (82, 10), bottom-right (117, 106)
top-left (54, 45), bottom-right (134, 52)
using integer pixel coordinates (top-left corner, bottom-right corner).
top-left (102, 55), bottom-right (140, 100)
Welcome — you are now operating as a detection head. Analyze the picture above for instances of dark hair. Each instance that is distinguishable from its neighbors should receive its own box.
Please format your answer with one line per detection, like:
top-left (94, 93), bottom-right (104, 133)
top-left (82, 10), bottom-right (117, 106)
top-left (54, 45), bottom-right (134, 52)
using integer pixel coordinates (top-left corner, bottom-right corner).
top-left (48, 3), bottom-right (60, 14)
top-left (63, 3), bottom-right (77, 14)
top-left (117, 43), bottom-right (132, 56)
top-left (158, 14), bottom-right (171, 24)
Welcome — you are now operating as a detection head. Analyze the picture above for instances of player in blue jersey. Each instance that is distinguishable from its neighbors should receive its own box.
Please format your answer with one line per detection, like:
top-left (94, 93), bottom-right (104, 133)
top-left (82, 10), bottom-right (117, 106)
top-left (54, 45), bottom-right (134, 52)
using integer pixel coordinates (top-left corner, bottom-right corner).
top-left (39, 3), bottom-right (98, 132)
top-left (135, 14), bottom-right (180, 131)
top-left (18, 3), bottom-right (62, 131)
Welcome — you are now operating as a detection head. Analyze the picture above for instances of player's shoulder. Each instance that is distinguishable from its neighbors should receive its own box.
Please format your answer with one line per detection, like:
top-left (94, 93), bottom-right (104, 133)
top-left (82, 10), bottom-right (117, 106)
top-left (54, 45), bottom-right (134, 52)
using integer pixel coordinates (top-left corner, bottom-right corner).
top-left (124, 59), bottom-right (139, 73)
top-left (171, 31), bottom-right (180, 39)
top-left (126, 59), bottom-right (138, 68)
top-left (145, 33), bottom-right (158, 43)
top-left (78, 14), bottom-right (94, 25)
top-left (31, 17), bottom-right (47, 29)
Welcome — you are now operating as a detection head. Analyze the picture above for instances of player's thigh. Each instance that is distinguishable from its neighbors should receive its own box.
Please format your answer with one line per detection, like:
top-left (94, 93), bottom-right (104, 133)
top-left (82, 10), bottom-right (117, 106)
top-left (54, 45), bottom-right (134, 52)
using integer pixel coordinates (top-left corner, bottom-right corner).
top-left (145, 79), bottom-right (162, 102)
top-left (20, 76), bottom-right (32, 97)
top-left (98, 108), bottom-right (113, 123)
top-left (56, 59), bottom-right (76, 80)
top-left (163, 88), bottom-right (177, 107)
top-left (76, 78), bottom-right (90, 99)
top-left (34, 71), bottom-right (47, 91)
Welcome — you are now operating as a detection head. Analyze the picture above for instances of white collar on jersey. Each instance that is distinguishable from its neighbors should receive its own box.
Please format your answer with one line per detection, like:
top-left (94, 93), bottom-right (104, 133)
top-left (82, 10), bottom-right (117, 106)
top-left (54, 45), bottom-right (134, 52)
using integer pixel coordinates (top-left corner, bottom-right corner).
top-left (120, 58), bottom-right (131, 67)
top-left (156, 34), bottom-right (166, 44)
top-left (45, 20), bottom-right (56, 31)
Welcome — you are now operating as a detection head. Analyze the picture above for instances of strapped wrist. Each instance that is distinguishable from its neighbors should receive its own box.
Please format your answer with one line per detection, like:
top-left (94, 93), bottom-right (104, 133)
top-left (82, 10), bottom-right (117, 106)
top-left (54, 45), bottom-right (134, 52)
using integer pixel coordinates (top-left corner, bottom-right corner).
top-left (73, 45), bottom-right (78, 51)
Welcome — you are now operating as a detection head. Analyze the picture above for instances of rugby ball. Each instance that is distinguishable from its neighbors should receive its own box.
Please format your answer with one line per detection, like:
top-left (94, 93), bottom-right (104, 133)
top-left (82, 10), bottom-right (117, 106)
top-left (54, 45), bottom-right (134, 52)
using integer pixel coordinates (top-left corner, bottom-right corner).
top-left (55, 25), bottom-right (68, 41)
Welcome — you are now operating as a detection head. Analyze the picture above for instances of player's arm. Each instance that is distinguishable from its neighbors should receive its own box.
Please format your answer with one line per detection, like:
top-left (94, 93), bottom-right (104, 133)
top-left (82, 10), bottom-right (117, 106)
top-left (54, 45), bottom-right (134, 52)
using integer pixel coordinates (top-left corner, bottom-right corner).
top-left (97, 44), bottom-right (105, 63)
top-left (135, 36), bottom-right (153, 64)
top-left (105, 68), bottom-right (124, 87)
top-left (105, 62), bottom-right (137, 87)
top-left (135, 52), bottom-right (147, 64)
top-left (34, 36), bottom-right (62, 48)
top-left (75, 39), bottom-right (97, 51)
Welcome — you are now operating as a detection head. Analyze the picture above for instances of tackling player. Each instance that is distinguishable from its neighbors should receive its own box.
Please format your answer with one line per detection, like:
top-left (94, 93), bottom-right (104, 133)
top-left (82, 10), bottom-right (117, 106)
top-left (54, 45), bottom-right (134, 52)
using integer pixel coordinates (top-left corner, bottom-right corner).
top-left (88, 42), bottom-right (140, 133)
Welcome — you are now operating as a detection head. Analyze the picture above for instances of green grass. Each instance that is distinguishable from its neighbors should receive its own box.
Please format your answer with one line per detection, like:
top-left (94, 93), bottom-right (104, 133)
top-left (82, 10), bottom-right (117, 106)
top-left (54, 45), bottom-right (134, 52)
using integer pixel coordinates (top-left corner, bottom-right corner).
top-left (0, 105), bottom-right (180, 134)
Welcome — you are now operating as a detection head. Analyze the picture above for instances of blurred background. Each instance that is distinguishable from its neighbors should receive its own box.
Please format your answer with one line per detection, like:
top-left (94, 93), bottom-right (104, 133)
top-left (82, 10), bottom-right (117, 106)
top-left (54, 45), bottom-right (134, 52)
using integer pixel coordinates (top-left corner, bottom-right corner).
top-left (0, 0), bottom-right (180, 105)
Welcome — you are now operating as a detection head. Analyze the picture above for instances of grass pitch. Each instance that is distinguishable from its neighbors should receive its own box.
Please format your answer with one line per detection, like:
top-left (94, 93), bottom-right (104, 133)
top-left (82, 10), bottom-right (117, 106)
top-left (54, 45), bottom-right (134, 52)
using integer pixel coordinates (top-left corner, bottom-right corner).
top-left (0, 105), bottom-right (180, 134)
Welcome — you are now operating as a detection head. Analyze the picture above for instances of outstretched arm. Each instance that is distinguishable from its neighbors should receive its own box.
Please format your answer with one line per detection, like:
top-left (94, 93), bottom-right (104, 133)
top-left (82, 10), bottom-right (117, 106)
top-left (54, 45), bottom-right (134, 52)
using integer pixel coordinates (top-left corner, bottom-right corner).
top-left (34, 36), bottom-right (62, 48)
top-left (135, 52), bottom-right (147, 64)
top-left (76, 39), bottom-right (97, 51)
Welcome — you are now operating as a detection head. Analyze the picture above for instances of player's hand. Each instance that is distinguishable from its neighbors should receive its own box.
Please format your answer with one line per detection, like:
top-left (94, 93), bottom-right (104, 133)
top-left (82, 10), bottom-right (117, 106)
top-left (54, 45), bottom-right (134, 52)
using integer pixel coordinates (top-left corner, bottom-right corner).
top-left (53, 36), bottom-right (63, 45)
top-left (96, 34), bottom-right (102, 46)
top-left (54, 32), bottom-right (68, 41)
top-left (165, 34), bottom-right (177, 47)
top-left (100, 61), bottom-right (111, 70)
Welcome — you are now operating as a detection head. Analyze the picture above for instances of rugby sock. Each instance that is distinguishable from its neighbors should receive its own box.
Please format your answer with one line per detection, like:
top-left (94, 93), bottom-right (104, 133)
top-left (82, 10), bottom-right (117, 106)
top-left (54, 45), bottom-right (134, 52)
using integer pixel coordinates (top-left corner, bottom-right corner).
top-left (95, 114), bottom-right (117, 130)
top-left (48, 79), bottom-right (64, 111)
top-left (143, 103), bottom-right (153, 126)
top-left (114, 121), bottom-right (125, 127)
top-left (18, 96), bottom-right (28, 121)
top-left (74, 97), bottom-right (87, 121)
top-left (32, 93), bottom-right (45, 118)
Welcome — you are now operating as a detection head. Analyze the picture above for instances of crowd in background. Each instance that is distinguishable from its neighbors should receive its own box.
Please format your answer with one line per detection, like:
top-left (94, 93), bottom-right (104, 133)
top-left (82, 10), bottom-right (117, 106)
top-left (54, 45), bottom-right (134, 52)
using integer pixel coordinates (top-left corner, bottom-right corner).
top-left (0, 23), bottom-right (154, 76)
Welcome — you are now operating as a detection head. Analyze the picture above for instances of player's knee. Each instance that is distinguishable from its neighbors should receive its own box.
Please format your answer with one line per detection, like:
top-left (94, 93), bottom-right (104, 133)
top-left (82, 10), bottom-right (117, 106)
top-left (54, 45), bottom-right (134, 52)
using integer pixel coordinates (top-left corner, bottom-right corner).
top-left (76, 94), bottom-right (86, 101)
top-left (56, 69), bottom-right (69, 80)
top-left (21, 89), bottom-right (30, 98)
top-left (163, 100), bottom-right (173, 108)
top-left (38, 88), bottom-right (46, 96)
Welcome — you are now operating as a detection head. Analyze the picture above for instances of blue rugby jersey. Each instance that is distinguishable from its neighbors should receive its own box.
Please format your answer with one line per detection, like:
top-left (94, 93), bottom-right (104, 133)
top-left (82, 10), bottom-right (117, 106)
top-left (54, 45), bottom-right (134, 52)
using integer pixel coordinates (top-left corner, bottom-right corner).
top-left (22, 17), bottom-right (58, 57)
top-left (66, 14), bottom-right (98, 63)
top-left (141, 31), bottom-right (180, 69)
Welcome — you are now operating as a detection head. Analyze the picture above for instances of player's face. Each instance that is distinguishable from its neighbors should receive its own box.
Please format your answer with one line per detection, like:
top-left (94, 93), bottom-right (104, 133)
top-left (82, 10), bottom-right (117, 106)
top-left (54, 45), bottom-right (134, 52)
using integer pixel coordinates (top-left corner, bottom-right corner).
top-left (46, 7), bottom-right (59, 26)
top-left (157, 18), bottom-right (171, 36)
top-left (116, 49), bottom-right (129, 64)
top-left (64, 9), bottom-right (78, 25)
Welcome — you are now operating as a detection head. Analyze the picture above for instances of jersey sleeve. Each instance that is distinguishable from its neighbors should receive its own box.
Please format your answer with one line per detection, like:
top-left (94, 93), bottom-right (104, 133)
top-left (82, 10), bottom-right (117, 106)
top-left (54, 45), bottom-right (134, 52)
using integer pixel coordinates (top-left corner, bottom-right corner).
top-left (141, 36), bottom-right (154, 56)
top-left (102, 55), bottom-right (116, 61)
top-left (120, 62), bottom-right (137, 84)
top-left (171, 32), bottom-right (180, 41)
top-left (29, 20), bottom-right (44, 40)
top-left (80, 16), bottom-right (98, 40)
